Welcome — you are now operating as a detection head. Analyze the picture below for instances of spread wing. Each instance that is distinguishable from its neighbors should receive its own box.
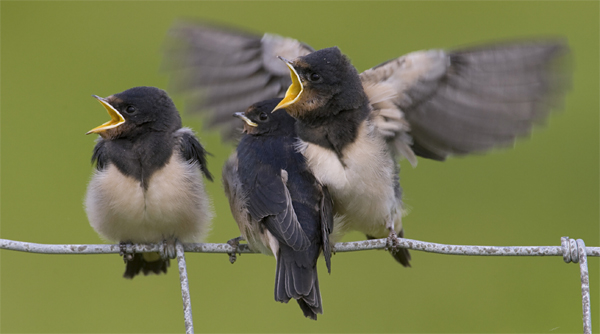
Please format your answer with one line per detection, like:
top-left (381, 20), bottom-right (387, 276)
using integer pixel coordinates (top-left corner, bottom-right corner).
top-left (164, 21), bottom-right (314, 141)
top-left (360, 39), bottom-right (570, 162)
top-left (246, 168), bottom-right (311, 251)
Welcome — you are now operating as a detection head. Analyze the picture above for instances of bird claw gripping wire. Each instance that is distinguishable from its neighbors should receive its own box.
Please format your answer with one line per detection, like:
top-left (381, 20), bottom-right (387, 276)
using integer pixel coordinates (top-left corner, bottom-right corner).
top-left (160, 239), bottom-right (178, 260)
top-left (119, 242), bottom-right (135, 262)
top-left (385, 230), bottom-right (400, 252)
top-left (227, 236), bottom-right (244, 264)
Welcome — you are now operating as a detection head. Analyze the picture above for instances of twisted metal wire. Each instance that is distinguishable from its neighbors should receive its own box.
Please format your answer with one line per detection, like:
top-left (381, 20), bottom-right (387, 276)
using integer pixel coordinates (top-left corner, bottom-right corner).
top-left (2, 237), bottom-right (599, 256)
top-left (1, 236), bottom-right (597, 334)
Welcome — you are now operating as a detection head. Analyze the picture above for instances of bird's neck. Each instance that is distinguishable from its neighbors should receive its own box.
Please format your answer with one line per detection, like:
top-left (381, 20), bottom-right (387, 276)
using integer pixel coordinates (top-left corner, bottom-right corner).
top-left (109, 131), bottom-right (175, 190)
top-left (294, 104), bottom-right (370, 160)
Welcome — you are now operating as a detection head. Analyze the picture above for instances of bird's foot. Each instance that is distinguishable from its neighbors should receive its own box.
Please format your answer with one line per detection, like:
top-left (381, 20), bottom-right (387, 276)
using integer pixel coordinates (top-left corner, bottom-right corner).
top-left (160, 238), bottom-right (177, 260)
top-left (385, 230), bottom-right (400, 252)
top-left (119, 241), bottom-right (135, 262)
top-left (227, 236), bottom-right (244, 264)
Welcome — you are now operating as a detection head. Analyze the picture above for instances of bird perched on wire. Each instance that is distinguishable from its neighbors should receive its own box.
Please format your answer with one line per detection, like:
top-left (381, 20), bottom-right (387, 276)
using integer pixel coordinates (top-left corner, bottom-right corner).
top-left (222, 98), bottom-right (333, 320)
top-left (84, 86), bottom-right (213, 278)
top-left (164, 22), bottom-right (570, 266)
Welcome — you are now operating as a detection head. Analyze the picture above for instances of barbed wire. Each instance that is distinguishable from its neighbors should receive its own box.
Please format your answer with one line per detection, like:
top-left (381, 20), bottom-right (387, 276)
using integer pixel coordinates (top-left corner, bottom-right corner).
top-left (1, 236), bottom-right (597, 334)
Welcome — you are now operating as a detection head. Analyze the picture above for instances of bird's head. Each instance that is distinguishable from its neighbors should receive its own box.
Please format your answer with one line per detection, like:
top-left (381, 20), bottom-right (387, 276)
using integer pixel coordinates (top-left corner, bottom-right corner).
top-left (272, 47), bottom-right (367, 120)
top-left (87, 86), bottom-right (182, 140)
top-left (234, 98), bottom-right (296, 136)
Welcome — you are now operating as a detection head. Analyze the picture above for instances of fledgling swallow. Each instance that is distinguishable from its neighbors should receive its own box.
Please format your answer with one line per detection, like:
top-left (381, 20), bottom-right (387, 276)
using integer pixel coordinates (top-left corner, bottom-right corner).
top-left (222, 98), bottom-right (333, 320)
top-left (273, 47), bottom-right (412, 265)
top-left (85, 86), bottom-right (213, 278)
top-left (165, 22), bottom-right (570, 266)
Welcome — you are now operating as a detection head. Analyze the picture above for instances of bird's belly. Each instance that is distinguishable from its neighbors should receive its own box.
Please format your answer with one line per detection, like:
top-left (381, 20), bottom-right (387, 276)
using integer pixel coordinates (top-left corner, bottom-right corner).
top-left (299, 133), bottom-right (401, 239)
top-left (244, 226), bottom-right (276, 256)
top-left (85, 155), bottom-right (211, 243)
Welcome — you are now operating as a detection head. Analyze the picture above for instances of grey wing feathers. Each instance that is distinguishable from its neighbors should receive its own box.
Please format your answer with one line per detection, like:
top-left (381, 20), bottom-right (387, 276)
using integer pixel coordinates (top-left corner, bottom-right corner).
top-left (248, 169), bottom-right (311, 251)
top-left (361, 39), bottom-right (570, 161)
top-left (164, 21), bottom-right (313, 141)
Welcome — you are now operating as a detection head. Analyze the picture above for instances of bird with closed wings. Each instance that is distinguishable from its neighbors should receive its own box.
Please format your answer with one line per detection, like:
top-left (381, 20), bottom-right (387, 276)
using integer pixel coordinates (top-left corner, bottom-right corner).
top-left (223, 98), bottom-right (333, 320)
top-left (85, 86), bottom-right (213, 278)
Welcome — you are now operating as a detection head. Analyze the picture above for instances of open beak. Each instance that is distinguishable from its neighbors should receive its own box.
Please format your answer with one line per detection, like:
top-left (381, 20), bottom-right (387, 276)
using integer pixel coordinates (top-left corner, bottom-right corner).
top-left (272, 56), bottom-right (303, 112)
top-left (86, 95), bottom-right (126, 135)
top-left (233, 112), bottom-right (257, 127)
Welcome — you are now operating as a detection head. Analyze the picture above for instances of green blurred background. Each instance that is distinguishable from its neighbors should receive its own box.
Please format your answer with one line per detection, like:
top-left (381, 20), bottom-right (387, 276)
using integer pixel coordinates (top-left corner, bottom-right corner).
top-left (1, 1), bottom-right (598, 333)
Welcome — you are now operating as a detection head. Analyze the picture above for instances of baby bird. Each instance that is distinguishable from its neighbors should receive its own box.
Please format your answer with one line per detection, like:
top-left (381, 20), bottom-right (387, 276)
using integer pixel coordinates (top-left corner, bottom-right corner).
top-left (85, 86), bottom-right (213, 278)
top-left (272, 43), bottom-right (568, 266)
top-left (166, 22), bottom-right (569, 266)
top-left (222, 98), bottom-right (333, 320)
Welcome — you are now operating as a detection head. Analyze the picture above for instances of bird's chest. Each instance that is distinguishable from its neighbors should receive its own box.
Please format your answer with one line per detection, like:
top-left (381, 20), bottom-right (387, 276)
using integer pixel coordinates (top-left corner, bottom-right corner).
top-left (105, 137), bottom-right (174, 190)
top-left (86, 152), bottom-right (205, 242)
top-left (297, 125), bottom-right (397, 222)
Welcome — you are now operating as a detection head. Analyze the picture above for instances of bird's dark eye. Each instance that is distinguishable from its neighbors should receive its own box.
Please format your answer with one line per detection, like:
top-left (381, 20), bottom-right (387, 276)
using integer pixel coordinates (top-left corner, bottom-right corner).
top-left (308, 72), bottom-right (321, 82)
top-left (259, 112), bottom-right (268, 121)
top-left (125, 105), bottom-right (136, 114)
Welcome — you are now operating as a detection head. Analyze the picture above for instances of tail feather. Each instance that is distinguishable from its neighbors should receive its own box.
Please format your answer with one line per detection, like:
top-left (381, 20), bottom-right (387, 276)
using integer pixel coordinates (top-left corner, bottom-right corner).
top-left (393, 228), bottom-right (412, 267)
top-left (123, 253), bottom-right (170, 279)
top-left (274, 248), bottom-right (322, 320)
top-left (390, 247), bottom-right (412, 267)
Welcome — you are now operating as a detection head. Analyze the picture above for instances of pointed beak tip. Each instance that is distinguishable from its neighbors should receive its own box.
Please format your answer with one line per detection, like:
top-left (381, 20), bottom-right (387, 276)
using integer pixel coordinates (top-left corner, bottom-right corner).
top-left (233, 112), bottom-right (258, 127)
top-left (88, 95), bottom-right (125, 134)
top-left (278, 56), bottom-right (293, 65)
